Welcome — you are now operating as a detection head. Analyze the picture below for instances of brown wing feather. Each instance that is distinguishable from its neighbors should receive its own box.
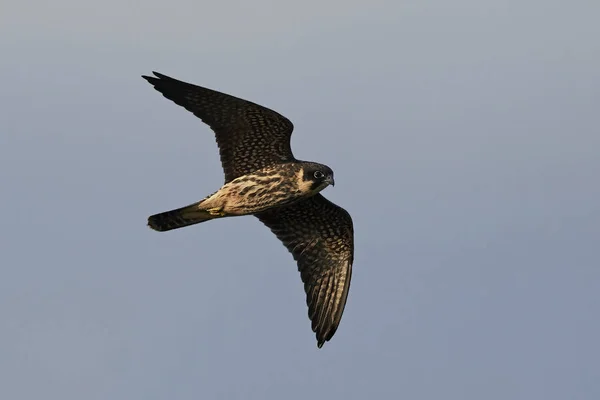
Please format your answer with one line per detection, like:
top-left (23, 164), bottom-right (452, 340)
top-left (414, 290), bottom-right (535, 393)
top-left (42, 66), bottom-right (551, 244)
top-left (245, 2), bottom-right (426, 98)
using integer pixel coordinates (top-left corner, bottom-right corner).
top-left (256, 194), bottom-right (354, 348)
top-left (142, 72), bottom-right (295, 182)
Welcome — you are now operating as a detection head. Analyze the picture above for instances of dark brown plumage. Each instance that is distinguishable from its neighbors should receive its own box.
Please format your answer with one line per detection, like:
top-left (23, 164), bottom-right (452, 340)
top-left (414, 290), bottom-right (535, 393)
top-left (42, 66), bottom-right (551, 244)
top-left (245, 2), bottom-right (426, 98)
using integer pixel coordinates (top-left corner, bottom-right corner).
top-left (143, 72), bottom-right (354, 348)
top-left (143, 72), bottom-right (294, 182)
top-left (256, 195), bottom-right (353, 347)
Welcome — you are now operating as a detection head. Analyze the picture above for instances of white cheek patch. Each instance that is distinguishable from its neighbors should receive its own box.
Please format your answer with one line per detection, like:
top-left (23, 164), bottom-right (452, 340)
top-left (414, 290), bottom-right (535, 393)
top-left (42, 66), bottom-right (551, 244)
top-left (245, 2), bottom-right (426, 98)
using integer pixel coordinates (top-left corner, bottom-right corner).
top-left (296, 169), bottom-right (313, 193)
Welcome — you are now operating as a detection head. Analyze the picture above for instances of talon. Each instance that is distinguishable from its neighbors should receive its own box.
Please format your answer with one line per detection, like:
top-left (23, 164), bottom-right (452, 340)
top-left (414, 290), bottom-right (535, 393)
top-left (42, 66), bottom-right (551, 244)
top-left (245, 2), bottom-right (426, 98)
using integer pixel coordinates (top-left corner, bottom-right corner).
top-left (207, 207), bottom-right (225, 217)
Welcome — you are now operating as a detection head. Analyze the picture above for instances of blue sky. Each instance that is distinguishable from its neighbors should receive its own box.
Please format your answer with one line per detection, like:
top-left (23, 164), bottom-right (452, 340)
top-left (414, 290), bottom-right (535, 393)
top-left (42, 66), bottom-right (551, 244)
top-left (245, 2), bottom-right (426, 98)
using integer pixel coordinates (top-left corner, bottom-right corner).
top-left (1, 1), bottom-right (599, 399)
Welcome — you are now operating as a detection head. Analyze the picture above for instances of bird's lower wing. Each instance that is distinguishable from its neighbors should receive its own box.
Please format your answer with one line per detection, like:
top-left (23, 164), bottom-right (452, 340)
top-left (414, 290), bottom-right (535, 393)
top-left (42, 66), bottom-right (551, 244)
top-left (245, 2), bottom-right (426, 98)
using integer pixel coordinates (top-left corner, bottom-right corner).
top-left (256, 194), bottom-right (354, 348)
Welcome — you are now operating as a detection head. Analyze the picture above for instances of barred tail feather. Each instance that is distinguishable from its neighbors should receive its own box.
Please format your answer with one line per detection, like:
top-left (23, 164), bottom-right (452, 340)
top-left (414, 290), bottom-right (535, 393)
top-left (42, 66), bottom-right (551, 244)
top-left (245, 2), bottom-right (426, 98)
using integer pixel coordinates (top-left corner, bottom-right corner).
top-left (147, 201), bottom-right (218, 232)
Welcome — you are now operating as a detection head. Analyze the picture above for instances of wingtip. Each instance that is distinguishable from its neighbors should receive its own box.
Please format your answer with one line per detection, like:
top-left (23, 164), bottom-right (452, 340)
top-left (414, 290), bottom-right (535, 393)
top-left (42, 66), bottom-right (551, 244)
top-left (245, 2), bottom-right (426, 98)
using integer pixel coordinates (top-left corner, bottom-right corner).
top-left (141, 74), bottom-right (156, 84)
top-left (314, 325), bottom-right (339, 349)
top-left (316, 333), bottom-right (329, 348)
top-left (141, 71), bottom-right (168, 83)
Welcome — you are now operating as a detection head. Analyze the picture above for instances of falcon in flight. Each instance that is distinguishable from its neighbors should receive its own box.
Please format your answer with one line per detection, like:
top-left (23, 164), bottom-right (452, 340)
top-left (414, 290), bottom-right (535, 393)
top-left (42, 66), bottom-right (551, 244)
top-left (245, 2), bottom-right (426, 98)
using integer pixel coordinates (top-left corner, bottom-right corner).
top-left (143, 72), bottom-right (354, 348)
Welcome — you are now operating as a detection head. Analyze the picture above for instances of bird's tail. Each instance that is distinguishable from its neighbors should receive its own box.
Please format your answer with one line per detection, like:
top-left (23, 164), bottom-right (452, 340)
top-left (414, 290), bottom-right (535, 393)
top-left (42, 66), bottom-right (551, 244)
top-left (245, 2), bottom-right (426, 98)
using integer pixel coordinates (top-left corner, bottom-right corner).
top-left (147, 200), bottom-right (222, 232)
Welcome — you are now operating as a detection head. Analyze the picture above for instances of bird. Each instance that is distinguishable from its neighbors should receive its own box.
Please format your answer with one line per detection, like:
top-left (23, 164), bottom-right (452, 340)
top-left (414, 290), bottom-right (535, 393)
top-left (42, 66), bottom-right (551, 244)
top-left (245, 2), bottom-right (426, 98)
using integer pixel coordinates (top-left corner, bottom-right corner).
top-left (142, 72), bottom-right (354, 348)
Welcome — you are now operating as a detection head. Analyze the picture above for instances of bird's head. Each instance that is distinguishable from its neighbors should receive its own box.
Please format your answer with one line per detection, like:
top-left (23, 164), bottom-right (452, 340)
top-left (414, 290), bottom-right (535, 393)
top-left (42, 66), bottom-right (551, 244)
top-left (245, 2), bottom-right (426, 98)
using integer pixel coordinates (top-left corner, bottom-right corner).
top-left (302, 162), bottom-right (335, 193)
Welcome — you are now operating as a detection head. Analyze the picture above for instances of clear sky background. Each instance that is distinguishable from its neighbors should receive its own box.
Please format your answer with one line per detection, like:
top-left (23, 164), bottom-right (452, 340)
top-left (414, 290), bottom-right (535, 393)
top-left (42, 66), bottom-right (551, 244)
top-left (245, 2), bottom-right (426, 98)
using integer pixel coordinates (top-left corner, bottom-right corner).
top-left (1, 1), bottom-right (599, 399)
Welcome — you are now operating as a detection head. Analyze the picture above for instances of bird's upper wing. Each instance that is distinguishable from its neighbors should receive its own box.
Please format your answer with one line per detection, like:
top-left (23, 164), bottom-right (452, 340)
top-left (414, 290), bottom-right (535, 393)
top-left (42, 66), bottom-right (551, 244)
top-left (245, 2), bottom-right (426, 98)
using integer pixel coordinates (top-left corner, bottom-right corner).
top-left (256, 194), bottom-right (354, 348)
top-left (142, 72), bottom-right (295, 182)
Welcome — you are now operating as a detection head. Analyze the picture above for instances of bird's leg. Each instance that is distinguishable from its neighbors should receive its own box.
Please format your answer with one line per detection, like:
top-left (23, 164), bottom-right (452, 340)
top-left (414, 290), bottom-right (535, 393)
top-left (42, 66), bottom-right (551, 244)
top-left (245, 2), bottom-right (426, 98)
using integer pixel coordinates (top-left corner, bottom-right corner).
top-left (207, 207), bottom-right (226, 217)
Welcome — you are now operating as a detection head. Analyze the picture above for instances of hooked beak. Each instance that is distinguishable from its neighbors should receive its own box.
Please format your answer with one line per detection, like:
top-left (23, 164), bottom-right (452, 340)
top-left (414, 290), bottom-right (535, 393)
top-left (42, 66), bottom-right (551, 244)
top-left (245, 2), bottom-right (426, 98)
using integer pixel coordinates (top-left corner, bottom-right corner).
top-left (325, 176), bottom-right (335, 187)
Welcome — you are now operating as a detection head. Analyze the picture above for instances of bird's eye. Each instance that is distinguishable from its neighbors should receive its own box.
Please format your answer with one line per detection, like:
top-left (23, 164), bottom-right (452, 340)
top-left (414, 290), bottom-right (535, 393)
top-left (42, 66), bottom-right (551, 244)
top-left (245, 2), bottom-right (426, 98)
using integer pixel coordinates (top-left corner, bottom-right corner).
top-left (314, 171), bottom-right (324, 179)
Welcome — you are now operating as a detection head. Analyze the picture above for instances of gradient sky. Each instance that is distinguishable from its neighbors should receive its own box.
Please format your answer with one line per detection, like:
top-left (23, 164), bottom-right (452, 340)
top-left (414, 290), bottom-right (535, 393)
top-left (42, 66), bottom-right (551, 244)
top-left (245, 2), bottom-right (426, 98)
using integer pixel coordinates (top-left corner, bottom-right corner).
top-left (2, 1), bottom-right (599, 399)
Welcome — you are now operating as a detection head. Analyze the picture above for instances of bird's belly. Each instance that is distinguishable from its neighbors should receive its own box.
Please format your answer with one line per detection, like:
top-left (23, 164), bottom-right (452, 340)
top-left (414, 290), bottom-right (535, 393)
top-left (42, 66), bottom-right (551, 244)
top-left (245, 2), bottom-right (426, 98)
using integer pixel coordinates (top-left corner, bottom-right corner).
top-left (220, 178), bottom-right (305, 215)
